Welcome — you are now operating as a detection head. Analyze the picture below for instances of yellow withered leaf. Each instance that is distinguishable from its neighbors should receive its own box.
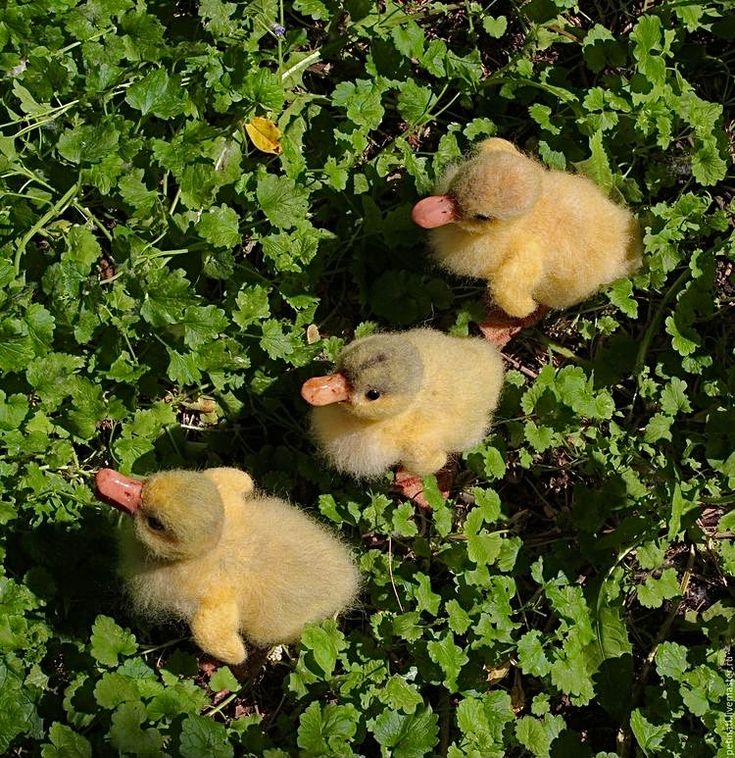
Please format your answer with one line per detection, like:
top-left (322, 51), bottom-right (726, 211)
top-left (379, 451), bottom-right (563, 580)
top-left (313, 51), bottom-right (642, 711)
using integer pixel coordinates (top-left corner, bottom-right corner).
top-left (245, 116), bottom-right (282, 155)
top-left (511, 669), bottom-right (525, 713)
top-left (306, 324), bottom-right (320, 344)
top-left (485, 659), bottom-right (511, 684)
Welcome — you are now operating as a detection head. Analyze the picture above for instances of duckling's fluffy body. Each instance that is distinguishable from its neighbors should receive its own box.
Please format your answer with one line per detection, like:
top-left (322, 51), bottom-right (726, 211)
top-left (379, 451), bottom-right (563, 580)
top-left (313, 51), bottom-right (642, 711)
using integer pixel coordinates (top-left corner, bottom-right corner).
top-left (422, 139), bottom-right (642, 318)
top-left (114, 468), bottom-right (358, 665)
top-left (309, 329), bottom-right (504, 478)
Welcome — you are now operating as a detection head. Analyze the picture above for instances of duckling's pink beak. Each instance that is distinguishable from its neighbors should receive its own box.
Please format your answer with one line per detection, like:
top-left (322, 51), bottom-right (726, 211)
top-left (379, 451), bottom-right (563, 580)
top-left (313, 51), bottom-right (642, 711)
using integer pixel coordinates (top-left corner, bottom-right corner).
top-left (411, 195), bottom-right (459, 228)
top-left (301, 373), bottom-right (351, 406)
top-left (95, 468), bottom-right (143, 515)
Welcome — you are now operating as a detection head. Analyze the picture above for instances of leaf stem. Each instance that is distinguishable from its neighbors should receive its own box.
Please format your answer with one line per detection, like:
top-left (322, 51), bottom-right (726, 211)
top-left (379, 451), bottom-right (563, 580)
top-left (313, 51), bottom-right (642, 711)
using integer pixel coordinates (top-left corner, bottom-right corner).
top-left (14, 181), bottom-right (79, 276)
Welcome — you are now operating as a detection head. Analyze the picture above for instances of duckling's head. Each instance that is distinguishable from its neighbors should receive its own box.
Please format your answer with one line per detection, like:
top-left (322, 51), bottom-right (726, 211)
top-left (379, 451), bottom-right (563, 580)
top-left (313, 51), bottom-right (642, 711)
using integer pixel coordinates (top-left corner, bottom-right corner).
top-left (96, 469), bottom-right (224, 561)
top-left (412, 138), bottom-right (543, 233)
top-left (301, 334), bottom-right (424, 420)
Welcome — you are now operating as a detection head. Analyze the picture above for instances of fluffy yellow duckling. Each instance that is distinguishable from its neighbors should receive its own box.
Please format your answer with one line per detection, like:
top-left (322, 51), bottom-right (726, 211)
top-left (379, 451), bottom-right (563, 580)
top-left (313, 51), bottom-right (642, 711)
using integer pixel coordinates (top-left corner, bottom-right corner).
top-left (412, 138), bottom-right (643, 341)
top-left (95, 467), bottom-right (359, 665)
top-left (300, 328), bottom-right (504, 487)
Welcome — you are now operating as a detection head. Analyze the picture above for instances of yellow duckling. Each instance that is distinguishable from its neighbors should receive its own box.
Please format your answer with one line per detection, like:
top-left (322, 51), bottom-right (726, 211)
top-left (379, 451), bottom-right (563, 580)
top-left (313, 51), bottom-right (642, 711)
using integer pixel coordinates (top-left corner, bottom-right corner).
top-left (412, 138), bottom-right (643, 342)
top-left (300, 328), bottom-right (504, 488)
top-left (95, 467), bottom-right (359, 665)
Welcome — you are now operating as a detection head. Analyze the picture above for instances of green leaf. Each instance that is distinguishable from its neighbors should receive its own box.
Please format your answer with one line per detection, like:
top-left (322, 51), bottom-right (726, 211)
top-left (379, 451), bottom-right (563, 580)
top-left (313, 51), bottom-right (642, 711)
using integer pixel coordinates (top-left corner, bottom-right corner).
top-left (65, 378), bottom-right (109, 440)
top-left (197, 204), bottom-right (241, 249)
top-left (660, 377), bottom-right (693, 415)
top-left (140, 267), bottom-right (198, 327)
top-left (413, 573), bottom-right (441, 616)
top-left (524, 420), bottom-right (555, 452)
top-left (259, 319), bottom-right (295, 360)
top-left (89, 615), bottom-right (137, 666)
top-left (125, 67), bottom-right (185, 118)
top-left (372, 706), bottom-right (439, 758)
top-left (333, 79), bottom-right (385, 130)
top-left (118, 170), bottom-right (158, 214)
top-left (665, 314), bottom-right (699, 357)
top-left (691, 141), bottom-right (728, 185)
top-left (655, 641), bottom-right (689, 679)
top-left (668, 483), bottom-right (697, 541)
top-left (515, 714), bottom-right (564, 757)
top-left (382, 676), bottom-right (424, 714)
top-left (41, 723), bottom-right (92, 758)
top-left (629, 709), bottom-right (667, 757)
top-left (209, 666), bottom-right (239, 692)
top-left (0, 660), bottom-right (40, 751)
top-left (583, 24), bottom-right (624, 73)
top-left (300, 620), bottom-right (344, 678)
top-left (466, 530), bottom-right (503, 566)
top-left (518, 631), bottom-right (551, 677)
top-left (608, 279), bottom-right (638, 318)
top-left (445, 599), bottom-right (471, 635)
top-left (682, 665), bottom-right (726, 717)
top-left (181, 305), bottom-right (229, 349)
top-left (393, 611), bottom-right (424, 642)
top-left (473, 488), bottom-right (502, 523)
top-left (574, 131), bottom-right (614, 192)
top-left (199, 0), bottom-right (238, 35)
top-left (482, 446), bottom-right (506, 479)
top-left (233, 285), bottom-right (271, 327)
top-left (261, 225), bottom-right (323, 272)
top-left (427, 633), bottom-right (469, 692)
top-left (594, 601), bottom-right (632, 659)
top-left (57, 123), bottom-right (120, 164)
top-left (0, 319), bottom-right (35, 373)
top-left (0, 392), bottom-right (29, 431)
top-left (297, 701), bottom-right (359, 757)
top-left (256, 173), bottom-right (309, 230)
top-left (392, 21), bottom-right (424, 58)
top-left (637, 568), bottom-right (681, 609)
top-left (180, 714), bottom-right (233, 758)
top-left (397, 79), bottom-right (437, 126)
top-left (529, 104), bottom-right (560, 135)
top-left (25, 303), bottom-right (55, 353)
top-left (550, 650), bottom-right (593, 698)
top-left (482, 15), bottom-right (507, 38)
top-left (392, 502), bottom-right (418, 537)
top-left (166, 347), bottom-right (203, 385)
top-left (146, 677), bottom-right (208, 720)
top-left (93, 672), bottom-right (139, 708)
top-left (456, 691), bottom-right (514, 750)
top-left (644, 413), bottom-right (673, 444)
top-left (110, 702), bottom-right (163, 758)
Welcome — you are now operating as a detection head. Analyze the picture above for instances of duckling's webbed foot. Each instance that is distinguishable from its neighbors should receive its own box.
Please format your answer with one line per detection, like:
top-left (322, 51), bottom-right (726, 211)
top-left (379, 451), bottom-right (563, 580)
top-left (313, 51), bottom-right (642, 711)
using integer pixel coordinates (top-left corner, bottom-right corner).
top-left (191, 593), bottom-right (247, 666)
top-left (392, 464), bottom-right (454, 512)
top-left (478, 304), bottom-right (551, 348)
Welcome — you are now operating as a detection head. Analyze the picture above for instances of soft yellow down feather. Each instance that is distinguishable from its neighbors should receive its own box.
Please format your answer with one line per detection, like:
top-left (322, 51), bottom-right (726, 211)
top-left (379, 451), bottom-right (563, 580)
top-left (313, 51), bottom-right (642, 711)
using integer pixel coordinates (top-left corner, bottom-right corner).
top-left (302, 329), bottom-right (505, 479)
top-left (106, 467), bottom-right (358, 665)
top-left (413, 138), bottom-right (643, 318)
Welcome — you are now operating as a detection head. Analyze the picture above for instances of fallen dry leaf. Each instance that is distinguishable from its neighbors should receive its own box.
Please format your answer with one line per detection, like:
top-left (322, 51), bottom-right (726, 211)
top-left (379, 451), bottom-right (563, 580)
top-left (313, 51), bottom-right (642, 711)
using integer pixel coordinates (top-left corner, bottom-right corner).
top-left (511, 669), bottom-right (525, 713)
top-left (245, 116), bottom-right (282, 154)
top-left (485, 658), bottom-right (511, 684)
top-left (306, 324), bottom-right (320, 344)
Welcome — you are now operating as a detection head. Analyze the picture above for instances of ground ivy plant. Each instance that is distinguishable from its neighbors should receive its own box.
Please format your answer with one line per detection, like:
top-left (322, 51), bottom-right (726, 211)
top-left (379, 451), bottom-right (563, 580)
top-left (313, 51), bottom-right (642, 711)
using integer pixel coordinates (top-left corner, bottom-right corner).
top-left (0, 0), bottom-right (733, 755)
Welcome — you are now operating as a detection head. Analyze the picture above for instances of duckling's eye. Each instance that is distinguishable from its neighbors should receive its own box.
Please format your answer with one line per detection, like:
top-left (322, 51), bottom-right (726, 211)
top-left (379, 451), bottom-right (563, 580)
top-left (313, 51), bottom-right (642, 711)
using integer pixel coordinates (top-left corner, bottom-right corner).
top-left (473, 213), bottom-right (492, 221)
top-left (146, 516), bottom-right (166, 532)
top-left (365, 389), bottom-right (381, 401)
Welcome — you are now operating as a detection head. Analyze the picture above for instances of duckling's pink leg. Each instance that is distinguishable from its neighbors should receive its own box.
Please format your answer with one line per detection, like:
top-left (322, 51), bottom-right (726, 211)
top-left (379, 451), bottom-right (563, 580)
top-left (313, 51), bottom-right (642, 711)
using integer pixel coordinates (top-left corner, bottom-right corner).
top-left (393, 463), bottom-right (454, 512)
top-left (191, 590), bottom-right (247, 665)
top-left (478, 304), bottom-right (551, 348)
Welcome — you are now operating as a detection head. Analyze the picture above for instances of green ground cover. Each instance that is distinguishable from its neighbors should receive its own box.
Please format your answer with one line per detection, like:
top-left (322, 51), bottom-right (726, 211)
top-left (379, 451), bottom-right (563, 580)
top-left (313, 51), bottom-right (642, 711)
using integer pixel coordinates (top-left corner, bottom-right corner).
top-left (0, 0), bottom-right (733, 755)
